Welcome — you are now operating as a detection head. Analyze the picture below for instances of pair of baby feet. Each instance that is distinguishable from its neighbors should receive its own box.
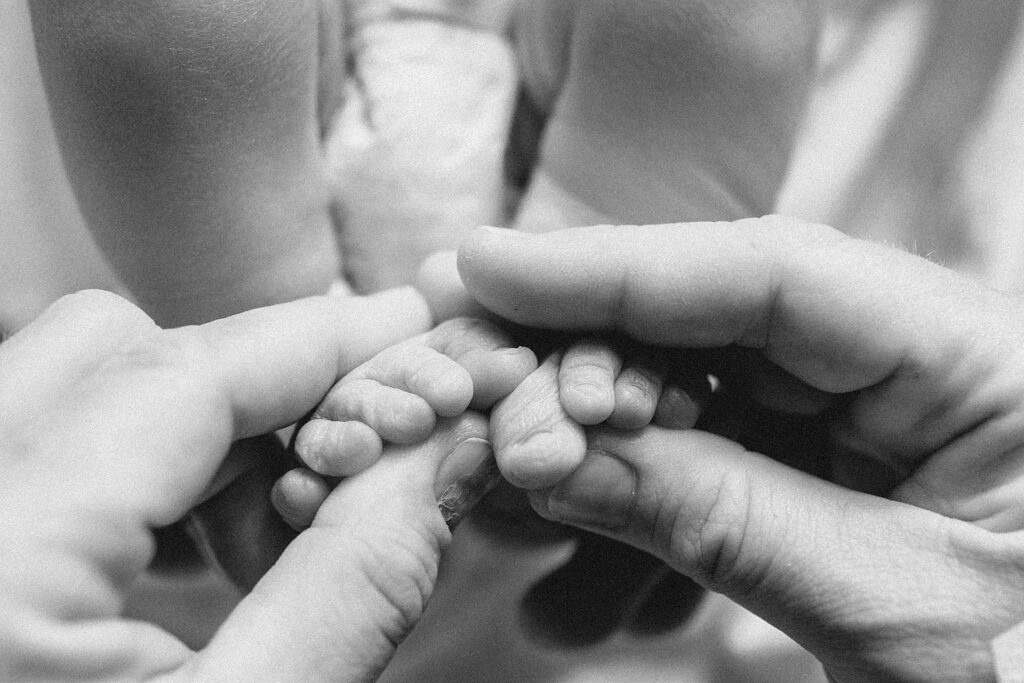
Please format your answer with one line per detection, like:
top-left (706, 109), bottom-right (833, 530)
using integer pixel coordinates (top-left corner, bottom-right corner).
top-left (271, 269), bottom-right (710, 531)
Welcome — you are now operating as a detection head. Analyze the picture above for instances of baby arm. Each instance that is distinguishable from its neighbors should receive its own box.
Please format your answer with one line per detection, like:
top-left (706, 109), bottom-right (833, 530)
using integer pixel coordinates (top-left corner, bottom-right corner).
top-left (273, 315), bottom-right (538, 529)
top-left (29, 1), bottom-right (342, 326)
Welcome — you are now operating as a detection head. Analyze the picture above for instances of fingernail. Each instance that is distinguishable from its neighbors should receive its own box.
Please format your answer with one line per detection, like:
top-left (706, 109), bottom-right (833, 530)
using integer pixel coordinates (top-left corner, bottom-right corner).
top-left (436, 438), bottom-right (501, 530)
top-left (545, 451), bottom-right (636, 531)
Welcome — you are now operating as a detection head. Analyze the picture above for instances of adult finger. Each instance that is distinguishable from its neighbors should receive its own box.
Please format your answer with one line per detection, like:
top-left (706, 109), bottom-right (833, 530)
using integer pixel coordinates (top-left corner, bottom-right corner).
top-left (458, 218), bottom-right (1016, 394)
top-left (528, 426), bottom-right (1024, 681)
top-left (190, 413), bottom-right (493, 682)
top-left (191, 287), bottom-right (431, 439)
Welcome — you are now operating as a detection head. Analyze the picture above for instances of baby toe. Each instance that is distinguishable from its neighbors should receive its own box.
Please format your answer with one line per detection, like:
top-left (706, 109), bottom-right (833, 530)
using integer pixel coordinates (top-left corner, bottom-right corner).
top-left (653, 384), bottom-right (705, 430)
top-left (492, 353), bottom-right (587, 489)
top-left (460, 345), bottom-right (538, 409)
top-left (318, 379), bottom-right (437, 444)
top-left (427, 317), bottom-right (539, 408)
top-left (404, 349), bottom-right (474, 417)
top-left (558, 339), bottom-right (622, 425)
top-left (607, 365), bottom-right (664, 430)
top-left (294, 418), bottom-right (384, 476)
top-left (271, 468), bottom-right (331, 530)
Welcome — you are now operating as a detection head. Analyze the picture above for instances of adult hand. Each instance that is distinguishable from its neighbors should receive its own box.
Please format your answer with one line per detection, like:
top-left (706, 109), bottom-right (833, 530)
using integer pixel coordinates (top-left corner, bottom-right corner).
top-left (0, 288), bottom-right (490, 681)
top-left (458, 217), bottom-right (1024, 681)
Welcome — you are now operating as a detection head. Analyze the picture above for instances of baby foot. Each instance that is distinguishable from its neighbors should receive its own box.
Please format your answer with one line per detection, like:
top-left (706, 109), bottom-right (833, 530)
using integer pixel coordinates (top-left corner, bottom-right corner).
top-left (273, 316), bottom-right (536, 528)
top-left (492, 337), bottom-right (711, 490)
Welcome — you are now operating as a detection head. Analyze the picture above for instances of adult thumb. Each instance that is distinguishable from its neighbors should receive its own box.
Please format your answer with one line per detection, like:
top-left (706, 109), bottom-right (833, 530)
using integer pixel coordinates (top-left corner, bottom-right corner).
top-left (527, 426), bottom-right (1011, 680)
top-left (187, 413), bottom-right (494, 682)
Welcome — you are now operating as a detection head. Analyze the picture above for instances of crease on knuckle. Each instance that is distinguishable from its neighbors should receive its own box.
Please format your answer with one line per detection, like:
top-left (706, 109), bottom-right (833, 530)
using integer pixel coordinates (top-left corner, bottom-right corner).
top-left (406, 354), bottom-right (456, 388)
top-left (665, 466), bottom-right (766, 595)
top-left (331, 522), bottom-right (442, 646)
top-left (115, 329), bottom-right (207, 399)
top-left (316, 381), bottom-right (367, 420)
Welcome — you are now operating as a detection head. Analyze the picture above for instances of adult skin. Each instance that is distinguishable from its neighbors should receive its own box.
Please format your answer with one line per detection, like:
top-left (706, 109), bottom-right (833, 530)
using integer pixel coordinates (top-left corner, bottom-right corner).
top-left (458, 216), bottom-right (1024, 681)
top-left (0, 288), bottom-right (489, 681)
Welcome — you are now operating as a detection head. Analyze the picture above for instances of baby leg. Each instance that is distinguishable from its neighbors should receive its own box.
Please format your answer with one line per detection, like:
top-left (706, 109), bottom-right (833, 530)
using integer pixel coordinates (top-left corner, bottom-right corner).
top-left (30, 1), bottom-right (343, 326)
top-left (509, 0), bottom-right (818, 230)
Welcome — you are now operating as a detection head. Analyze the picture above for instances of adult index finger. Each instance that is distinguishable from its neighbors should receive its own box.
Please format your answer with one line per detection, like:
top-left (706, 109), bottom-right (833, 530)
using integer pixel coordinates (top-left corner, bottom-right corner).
top-left (192, 287), bottom-right (432, 438)
top-left (458, 218), bottom-right (1013, 393)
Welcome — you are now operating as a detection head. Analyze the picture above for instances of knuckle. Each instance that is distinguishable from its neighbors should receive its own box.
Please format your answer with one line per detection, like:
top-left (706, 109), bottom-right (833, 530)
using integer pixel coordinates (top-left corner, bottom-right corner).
top-left (378, 396), bottom-right (435, 441)
top-left (398, 346), bottom-right (444, 383)
top-left (663, 467), bottom-right (765, 595)
top-left (112, 327), bottom-right (194, 377)
top-left (308, 520), bottom-right (444, 648)
top-left (408, 352), bottom-right (459, 385)
top-left (317, 380), bottom-right (370, 420)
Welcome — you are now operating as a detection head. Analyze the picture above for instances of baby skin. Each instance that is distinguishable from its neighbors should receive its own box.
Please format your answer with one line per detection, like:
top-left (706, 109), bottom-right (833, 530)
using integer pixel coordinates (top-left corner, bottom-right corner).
top-left (272, 258), bottom-right (711, 529)
top-left (272, 315), bottom-right (538, 529)
top-left (491, 339), bottom-right (711, 491)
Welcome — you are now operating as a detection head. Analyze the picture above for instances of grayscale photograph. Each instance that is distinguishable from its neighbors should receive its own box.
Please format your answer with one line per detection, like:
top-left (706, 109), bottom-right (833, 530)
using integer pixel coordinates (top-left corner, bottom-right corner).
top-left (2, 1), bottom-right (1022, 681)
